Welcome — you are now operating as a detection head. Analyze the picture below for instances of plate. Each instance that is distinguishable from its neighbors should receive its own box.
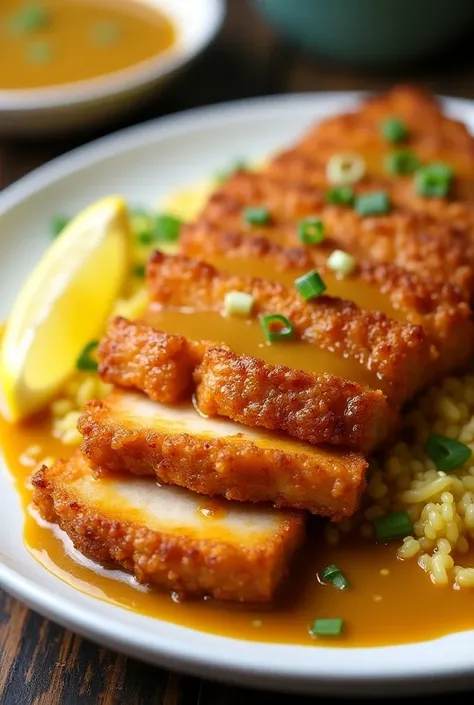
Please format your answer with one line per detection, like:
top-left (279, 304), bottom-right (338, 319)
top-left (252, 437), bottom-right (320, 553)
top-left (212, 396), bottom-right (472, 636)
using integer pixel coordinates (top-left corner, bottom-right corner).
top-left (0, 0), bottom-right (224, 135)
top-left (1, 92), bottom-right (474, 696)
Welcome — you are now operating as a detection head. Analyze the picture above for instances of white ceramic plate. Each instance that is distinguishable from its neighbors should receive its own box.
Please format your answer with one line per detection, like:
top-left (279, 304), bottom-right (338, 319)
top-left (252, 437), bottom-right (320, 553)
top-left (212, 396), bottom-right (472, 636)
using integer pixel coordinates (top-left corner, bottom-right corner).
top-left (1, 92), bottom-right (474, 697)
top-left (0, 0), bottom-right (224, 134)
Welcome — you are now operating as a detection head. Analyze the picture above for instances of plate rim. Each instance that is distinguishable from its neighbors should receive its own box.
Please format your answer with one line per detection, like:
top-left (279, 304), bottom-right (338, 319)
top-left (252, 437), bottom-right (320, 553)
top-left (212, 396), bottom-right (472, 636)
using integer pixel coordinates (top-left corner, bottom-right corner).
top-left (1, 90), bottom-right (474, 696)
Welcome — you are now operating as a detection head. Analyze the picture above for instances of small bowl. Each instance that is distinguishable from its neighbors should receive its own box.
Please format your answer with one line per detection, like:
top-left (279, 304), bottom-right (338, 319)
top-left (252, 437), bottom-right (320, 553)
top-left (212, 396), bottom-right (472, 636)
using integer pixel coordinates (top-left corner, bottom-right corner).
top-left (253, 0), bottom-right (474, 67)
top-left (0, 0), bottom-right (225, 135)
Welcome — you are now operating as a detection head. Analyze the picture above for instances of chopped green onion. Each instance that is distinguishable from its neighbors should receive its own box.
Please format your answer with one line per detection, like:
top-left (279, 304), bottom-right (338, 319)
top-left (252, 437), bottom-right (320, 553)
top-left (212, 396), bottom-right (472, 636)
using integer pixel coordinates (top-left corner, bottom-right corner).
top-left (385, 150), bottom-right (420, 176)
top-left (355, 191), bottom-right (390, 216)
top-left (215, 160), bottom-right (248, 184)
top-left (320, 564), bottom-right (349, 590)
top-left (224, 291), bottom-right (254, 316)
top-left (90, 21), bottom-right (121, 46)
top-left (295, 270), bottom-right (326, 300)
top-left (415, 163), bottom-right (453, 198)
top-left (311, 618), bottom-right (344, 637)
top-left (326, 249), bottom-right (356, 277)
top-left (298, 218), bottom-right (325, 245)
top-left (426, 433), bottom-right (472, 472)
top-left (7, 3), bottom-right (50, 34)
top-left (326, 186), bottom-right (354, 206)
top-left (373, 511), bottom-right (413, 542)
top-left (326, 153), bottom-right (365, 185)
top-left (260, 314), bottom-right (294, 343)
top-left (381, 117), bottom-right (408, 144)
top-left (155, 214), bottom-right (182, 242)
top-left (134, 264), bottom-right (146, 278)
top-left (76, 340), bottom-right (99, 372)
top-left (243, 207), bottom-right (270, 226)
top-left (137, 230), bottom-right (154, 245)
top-left (26, 40), bottom-right (53, 64)
top-left (50, 215), bottom-right (70, 238)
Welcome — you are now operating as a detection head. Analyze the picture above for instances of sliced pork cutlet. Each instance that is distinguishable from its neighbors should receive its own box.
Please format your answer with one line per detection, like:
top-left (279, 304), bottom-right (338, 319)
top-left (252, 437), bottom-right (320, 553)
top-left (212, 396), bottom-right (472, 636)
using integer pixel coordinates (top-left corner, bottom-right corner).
top-left (98, 317), bottom-right (395, 453)
top-left (297, 85), bottom-right (474, 192)
top-left (78, 390), bottom-right (368, 519)
top-left (180, 223), bottom-right (474, 380)
top-left (266, 148), bottom-right (474, 221)
top-left (32, 452), bottom-right (305, 602)
top-left (197, 170), bottom-right (474, 296)
top-left (146, 253), bottom-right (433, 406)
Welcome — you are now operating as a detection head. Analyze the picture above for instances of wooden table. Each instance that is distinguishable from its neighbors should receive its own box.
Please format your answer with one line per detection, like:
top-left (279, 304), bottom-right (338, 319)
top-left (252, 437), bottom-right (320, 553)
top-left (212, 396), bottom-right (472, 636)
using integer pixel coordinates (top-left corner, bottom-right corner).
top-left (3, 2), bottom-right (474, 702)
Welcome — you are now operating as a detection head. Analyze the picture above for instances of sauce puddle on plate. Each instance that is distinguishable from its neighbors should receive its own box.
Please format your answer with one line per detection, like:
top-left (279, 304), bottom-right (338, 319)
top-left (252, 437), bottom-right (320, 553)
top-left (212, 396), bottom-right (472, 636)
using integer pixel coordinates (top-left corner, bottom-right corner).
top-left (3, 412), bottom-right (474, 647)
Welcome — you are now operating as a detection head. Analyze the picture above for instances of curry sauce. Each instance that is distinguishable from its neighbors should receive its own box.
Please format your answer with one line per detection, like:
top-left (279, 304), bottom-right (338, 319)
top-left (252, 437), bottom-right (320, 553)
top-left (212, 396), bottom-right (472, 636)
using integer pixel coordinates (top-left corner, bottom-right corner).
top-left (0, 1), bottom-right (175, 90)
top-left (3, 412), bottom-right (474, 648)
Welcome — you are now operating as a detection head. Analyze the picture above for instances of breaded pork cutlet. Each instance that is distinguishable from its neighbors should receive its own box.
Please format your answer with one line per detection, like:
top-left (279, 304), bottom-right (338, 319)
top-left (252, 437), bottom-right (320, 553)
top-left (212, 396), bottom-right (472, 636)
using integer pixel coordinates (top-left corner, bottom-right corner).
top-left (78, 390), bottom-right (368, 519)
top-left (146, 253), bottom-right (433, 405)
top-left (180, 223), bottom-right (474, 379)
top-left (99, 318), bottom-right (395, 453)
top-left (197, 170), bottom-right (474, 296)
top-left (32, 453), bottom-right (305, 602)
top-left (298, 86), bottom-right (474, 184)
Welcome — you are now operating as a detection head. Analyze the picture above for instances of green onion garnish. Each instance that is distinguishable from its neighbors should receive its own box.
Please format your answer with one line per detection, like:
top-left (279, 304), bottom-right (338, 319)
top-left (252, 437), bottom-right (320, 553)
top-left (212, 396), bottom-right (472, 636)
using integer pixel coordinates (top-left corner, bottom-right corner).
top-left (215, 160), bottom-right (248, 184)
top-left (76, 340), bottom-right (99, 372)
top-left (320, 564), bottom-right (349, 590)
top-left (326, 186), bottom-right (354, 206)
top-left (381, 117), bottom-right (408, 144)
top-left (373, 511), bottom-right (413, 542)
top-left (155, 214), bottom-right (182, 242)
top-left (326, 153), bottom-right (365, 185)
top-left (26, 40), bottom-right (53, 64)
top-left (260, 314), bottom-right (294, 343)
top-left (224, 291), bottom-right (254, 316)
top-left (311, 618), bottom-right (344, 637)
top-left (298, 218), bottom-right (325, 245)
top-left (385, 150), bottom-right (420, 176)
top-left (137, 230), bottom-right (154, 245)
top-left (7, 3), bottom-right (50, 34)
top-left (90, 21), bottom-right (121, 46)
top-left (415, 163), bottom-right (454, 198)
top-left (295, 271), bottom-right (326, 300)
top-left (243, 207), bottom-right (270, 226)
top-left (355, 191), bottom-right (390, 216)
top-left (326, 249), bottom-right (356, 277)
top-left (426, 433), bottom-right (472, 472)
top-left (50, 215), bottom-right (70, 238)
top-left (134, 264), bottom-right (146, 278)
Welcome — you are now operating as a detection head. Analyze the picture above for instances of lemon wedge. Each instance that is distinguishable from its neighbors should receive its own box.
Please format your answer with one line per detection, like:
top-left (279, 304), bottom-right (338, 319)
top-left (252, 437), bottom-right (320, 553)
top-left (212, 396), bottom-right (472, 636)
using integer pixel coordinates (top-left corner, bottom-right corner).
top-left (0, 196), bottom-right (130, 422)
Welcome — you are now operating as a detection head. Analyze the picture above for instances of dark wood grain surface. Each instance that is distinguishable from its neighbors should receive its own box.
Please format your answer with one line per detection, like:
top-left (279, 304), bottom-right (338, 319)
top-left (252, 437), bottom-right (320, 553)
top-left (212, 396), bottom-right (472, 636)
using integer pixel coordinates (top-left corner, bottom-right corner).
top-left (3, 1), bottom-right (474, 702)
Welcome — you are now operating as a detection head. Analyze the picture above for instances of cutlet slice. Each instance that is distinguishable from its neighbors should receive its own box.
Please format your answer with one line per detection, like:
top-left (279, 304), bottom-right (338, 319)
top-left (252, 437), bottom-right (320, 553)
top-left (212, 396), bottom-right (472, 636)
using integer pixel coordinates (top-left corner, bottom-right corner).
top-left (146, 253), bottom-right (433, 404)
top-left (298, 85), bottom-right (474, 186)
top-left (198, 170), bottom-right (474, 295)
top-left (78, 390), bottom-right (368, 519)
top-left (32, 453), bottom-right (305, 602)
top-left (180, 223), bottom-right (474, 379)
top-left (99, 318), bottom-right (394, 452)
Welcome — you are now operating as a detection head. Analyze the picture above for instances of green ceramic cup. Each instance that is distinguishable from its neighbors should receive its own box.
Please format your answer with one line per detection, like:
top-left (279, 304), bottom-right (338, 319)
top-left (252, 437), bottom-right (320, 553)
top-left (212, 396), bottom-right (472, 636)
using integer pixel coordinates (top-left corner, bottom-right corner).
top-left (253, 0), bottom-right (474, 66)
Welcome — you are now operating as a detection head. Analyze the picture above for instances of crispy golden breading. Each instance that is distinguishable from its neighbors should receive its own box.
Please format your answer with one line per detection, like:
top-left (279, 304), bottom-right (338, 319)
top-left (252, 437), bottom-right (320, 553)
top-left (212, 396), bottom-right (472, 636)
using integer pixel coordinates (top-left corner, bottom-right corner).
top-left (147, 253), bottom-right (433, 404)
top-left (267, 148), bottom-right (474, 227)
top-left (98, 316), bottom-right (206, 402)
top-left (181, 223), bottom-right (474, 379)
top-left (98, 318), bottom-right (394, 451)
top-left (198, 170), bottom-right (474, 295)
top-left (195, 347), bottom-right (396, 452)
top-left (78, 390), bottom-right (368, 519)
top-left (32, 453), bottom-right (305, 602)
top-left (298, 86), bottom-right (474, 180)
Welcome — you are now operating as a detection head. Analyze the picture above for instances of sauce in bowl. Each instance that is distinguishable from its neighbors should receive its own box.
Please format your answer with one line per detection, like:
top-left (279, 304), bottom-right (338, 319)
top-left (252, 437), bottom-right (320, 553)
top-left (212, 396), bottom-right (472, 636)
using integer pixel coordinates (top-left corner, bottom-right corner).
top-left (0, 1), bottom-right (175, 90)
